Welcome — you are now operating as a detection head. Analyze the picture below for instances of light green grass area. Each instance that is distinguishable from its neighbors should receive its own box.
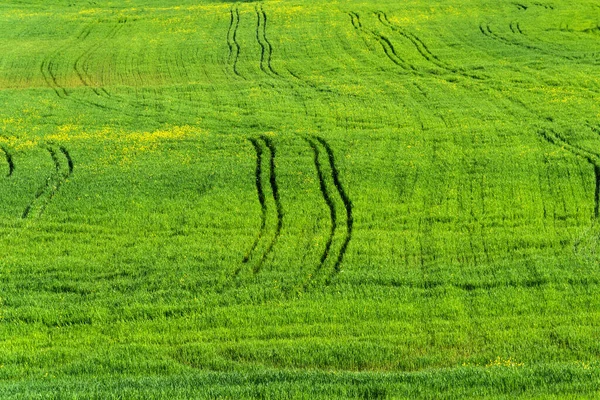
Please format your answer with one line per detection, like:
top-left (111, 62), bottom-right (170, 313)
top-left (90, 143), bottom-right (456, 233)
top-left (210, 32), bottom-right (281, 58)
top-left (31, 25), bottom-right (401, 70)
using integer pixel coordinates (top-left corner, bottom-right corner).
top-left (1, 0), bottom-right (600, 398)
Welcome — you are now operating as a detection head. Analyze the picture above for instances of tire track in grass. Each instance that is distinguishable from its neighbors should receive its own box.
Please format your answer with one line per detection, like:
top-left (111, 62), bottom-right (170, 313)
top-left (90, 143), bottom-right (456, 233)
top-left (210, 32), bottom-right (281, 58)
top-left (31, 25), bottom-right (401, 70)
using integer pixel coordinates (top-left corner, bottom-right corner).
top-left (376, 11), bottom-right (484, 80)
top-left (73, 21), bottom-right (103, 96)
top-left (241, 138), bottom-right (267, 267)
top-left (227, 5), bottom-right (243, 78)
top-left (376, 11), bottom-right (448, 68)
top-left (74, 22), bottom-right (123, 97)
top-left (479, 23), bottom-right (542, 52)
top-left (1, 146), bottom-right (14, 177)
top-left (316, 137), bottom-right (353, 282)
top-left (347, 12), bottom-right (413, 72)
top-left (255, 136), bottom-right (283, 273)
top-left (302, 137), bottom-right (337, 289)
top-left (539, 129), bottom-right (600, 219)
top-left (255, 4), bottom-right (281, 79)
top-left (22, 145), bottom-right (73, 219)
top-left (480, 22), bottom-right (600, 65)
top-left (239, 136), bottom-right (283, 276)
top-left (509, 21), bottom-right (524, 34)
top-left (39, 20), bottom-right (147, 118)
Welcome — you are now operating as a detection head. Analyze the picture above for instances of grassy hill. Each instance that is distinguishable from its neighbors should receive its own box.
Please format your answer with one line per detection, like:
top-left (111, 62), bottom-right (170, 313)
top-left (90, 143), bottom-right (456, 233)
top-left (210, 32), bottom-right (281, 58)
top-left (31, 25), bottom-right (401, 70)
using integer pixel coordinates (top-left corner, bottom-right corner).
top-left (1, 0), bottom-right (600, 398)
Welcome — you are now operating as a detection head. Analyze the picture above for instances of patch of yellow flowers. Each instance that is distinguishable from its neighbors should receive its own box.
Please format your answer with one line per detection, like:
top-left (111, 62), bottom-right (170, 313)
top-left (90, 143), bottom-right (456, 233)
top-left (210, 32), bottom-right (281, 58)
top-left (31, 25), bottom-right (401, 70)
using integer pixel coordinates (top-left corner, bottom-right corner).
top-left (486, 356), bottom-right (524, 368)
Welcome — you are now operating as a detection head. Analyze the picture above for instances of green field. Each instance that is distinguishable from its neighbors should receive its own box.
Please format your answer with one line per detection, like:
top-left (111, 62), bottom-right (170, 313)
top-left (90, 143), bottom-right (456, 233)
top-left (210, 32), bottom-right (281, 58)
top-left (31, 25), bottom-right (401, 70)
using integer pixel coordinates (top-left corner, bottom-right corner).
top-left (1, 0), bottom-right (600, 398)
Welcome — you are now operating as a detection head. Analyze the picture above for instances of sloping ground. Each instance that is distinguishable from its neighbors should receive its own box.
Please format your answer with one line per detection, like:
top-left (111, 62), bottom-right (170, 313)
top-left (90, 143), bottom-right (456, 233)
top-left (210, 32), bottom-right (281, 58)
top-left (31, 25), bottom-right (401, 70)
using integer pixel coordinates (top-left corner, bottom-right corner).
top-left (1, 0), bottom-right (599, 398)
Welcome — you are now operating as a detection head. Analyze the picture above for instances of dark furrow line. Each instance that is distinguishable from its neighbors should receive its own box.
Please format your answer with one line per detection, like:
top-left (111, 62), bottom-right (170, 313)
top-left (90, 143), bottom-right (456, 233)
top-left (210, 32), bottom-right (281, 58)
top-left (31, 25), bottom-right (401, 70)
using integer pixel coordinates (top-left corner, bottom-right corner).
top-left (255, 4), bottom-right (280, 78)
top-left (538, 129), bottom-right (600, 219)
top-left (73, 22), bottom-right (102, 96)
top-left (42, 59), bottom-right (68, 98)
top-left (47, 146), bottom-right (61, 172)
top-left (348, 12), bottom-right (411, 71)
top-left (348, 12), bottom-right (362, 29)
top-left (254, 136), bottom-right (283, 273)
top-left (40, 22), bottom-right (96, 98)
top-left (242, 138), bottom-right (268, 264)
top-left (233, 7), bottom-right (242, 77)
top-left (227, 5), bottom-right (242, 78)
top-left (259, 6), bottom-right (279, 77)
top-left (479, 21), bottom-right (599, 66)
top-left (315, 137), bottom-right (353, 280)
top-left (59, 146), bottom-right (74, 176)
top-left (376, 11), bottom-right (487, 80)
top-left (22, 146), bottom-right (73, 219)
top-left (374, 33), bottom-right (409, 68)
top-left (306, 138), bottom-right (337, 274)
top-left (1, 146), bottom-right (14, 177)
top-left (227, 7), bottom-right (235, 62)
top-left (255, 5), bottom-right (269, 76)
top-left (77, 22), bottom-right (123, 97)
top-left (482, 23), bottom-right (541, 51)
top-left (377, 11), bottom-right (443, 65)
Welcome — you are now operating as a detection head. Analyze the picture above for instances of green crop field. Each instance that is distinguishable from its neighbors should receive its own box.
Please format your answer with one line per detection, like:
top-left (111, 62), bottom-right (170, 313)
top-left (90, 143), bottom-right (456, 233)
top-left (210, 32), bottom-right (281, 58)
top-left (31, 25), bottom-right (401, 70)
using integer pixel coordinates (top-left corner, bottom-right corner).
top-left (1, 0), bottom-right (600, 398)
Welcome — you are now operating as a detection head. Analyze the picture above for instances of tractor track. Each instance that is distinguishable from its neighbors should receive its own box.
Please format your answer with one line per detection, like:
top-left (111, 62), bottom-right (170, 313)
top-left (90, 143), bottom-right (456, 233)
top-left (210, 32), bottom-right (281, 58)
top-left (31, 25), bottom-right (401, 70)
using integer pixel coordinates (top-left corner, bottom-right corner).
top-left (22, 145), bottom-right (73, 219)
top-left (509, 21), bottom-right (524, 34)
top-left (376, 11), bottom-right (459, 74)
top-left (256, 136), bottom-right (284, 272)
top-left (39, 19), bottom-right (157, 120)
top-left (316, 137), bottom-right (353, 281)
top-left (240, 136), bottom-right (283, 275)
top-left (256, 4), bottom-right (280, 79)
top-left (480, 22), bottom-right (600, 65)
top-left (227, 5), bottom-right (243, 78)
top-left (348, 12), bottom-right (413, 71)
top-left (479, 23), bottom-right (542, 52)
top-left (74, 22), bottom-right (123, 97)
top-left (538, 129), bottom-right (600, 218)
top-left (242, 138), bottom-right (268, 266)
top-left (1, 146), bottom-right (14, 177)
top-left (304, 138), bottom-right (337, 286)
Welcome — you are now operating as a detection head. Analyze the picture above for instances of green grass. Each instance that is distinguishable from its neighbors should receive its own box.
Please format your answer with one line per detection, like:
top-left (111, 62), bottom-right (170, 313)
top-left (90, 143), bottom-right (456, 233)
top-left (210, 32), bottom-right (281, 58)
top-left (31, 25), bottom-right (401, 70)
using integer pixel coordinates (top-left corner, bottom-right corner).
top-left (1, 0), bottom-right (600, 398)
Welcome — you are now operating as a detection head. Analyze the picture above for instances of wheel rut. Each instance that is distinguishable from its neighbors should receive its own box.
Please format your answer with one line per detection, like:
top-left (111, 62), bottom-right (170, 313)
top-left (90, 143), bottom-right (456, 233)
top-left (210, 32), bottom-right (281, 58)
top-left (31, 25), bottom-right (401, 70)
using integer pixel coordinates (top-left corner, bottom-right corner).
top-left (316, 137), bottom-right (353, 279)
top-left (1, 146), bottom-right (14, 177)
top-left (538, 129), bottom-right (600, 219)
top-left (375, 11), bottom-right (483, 80)
top-left (227, 5), bottom-right (242, 78)
top-left (304, 137), bottom-right (337, 284)
top-left (242, 138), bottom-right (268, 265)
top-left (22, 145), bottom-right (74, 219)
top-left (300, 137), bottom-right (353, 289)
top-left (240, 136), bottom-right (283, 275)
top-left (348, 12), bottom-right (413, 71)
top-left (255, 4), bottom-right (280, 78)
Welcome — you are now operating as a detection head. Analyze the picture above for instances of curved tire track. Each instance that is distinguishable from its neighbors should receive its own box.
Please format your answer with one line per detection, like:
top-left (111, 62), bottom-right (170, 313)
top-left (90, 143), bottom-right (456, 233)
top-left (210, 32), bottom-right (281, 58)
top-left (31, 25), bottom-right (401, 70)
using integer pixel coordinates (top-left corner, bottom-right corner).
top-left (256, 136), bottom-right (284, 273)
top-left (538, 129), bottom-right (600, 219)
top-left (240, 136), bottom-right (283, 275)
top-left (480, 22), bottom-right (599, 65)
top-left (314, 137), bottom-right (354, 284)
top-left (376, 11), bottom-right (484, 80)
top-left (256, 4), bottom-right (280, 78)
top-left (305, 137), bottom-right (337, 282)
top-left (22, 145), bottom-right (74, 219)
top-left (317, 137), bottom-right (353, 278)
top-left (348, 12), bottom-right (413, 71)
top-left (242, 138), bottom-right (268, 265)
top-left (227, 5), bottom-right (243, 78)
top-left (1, 146), bottom-right (14, 177)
